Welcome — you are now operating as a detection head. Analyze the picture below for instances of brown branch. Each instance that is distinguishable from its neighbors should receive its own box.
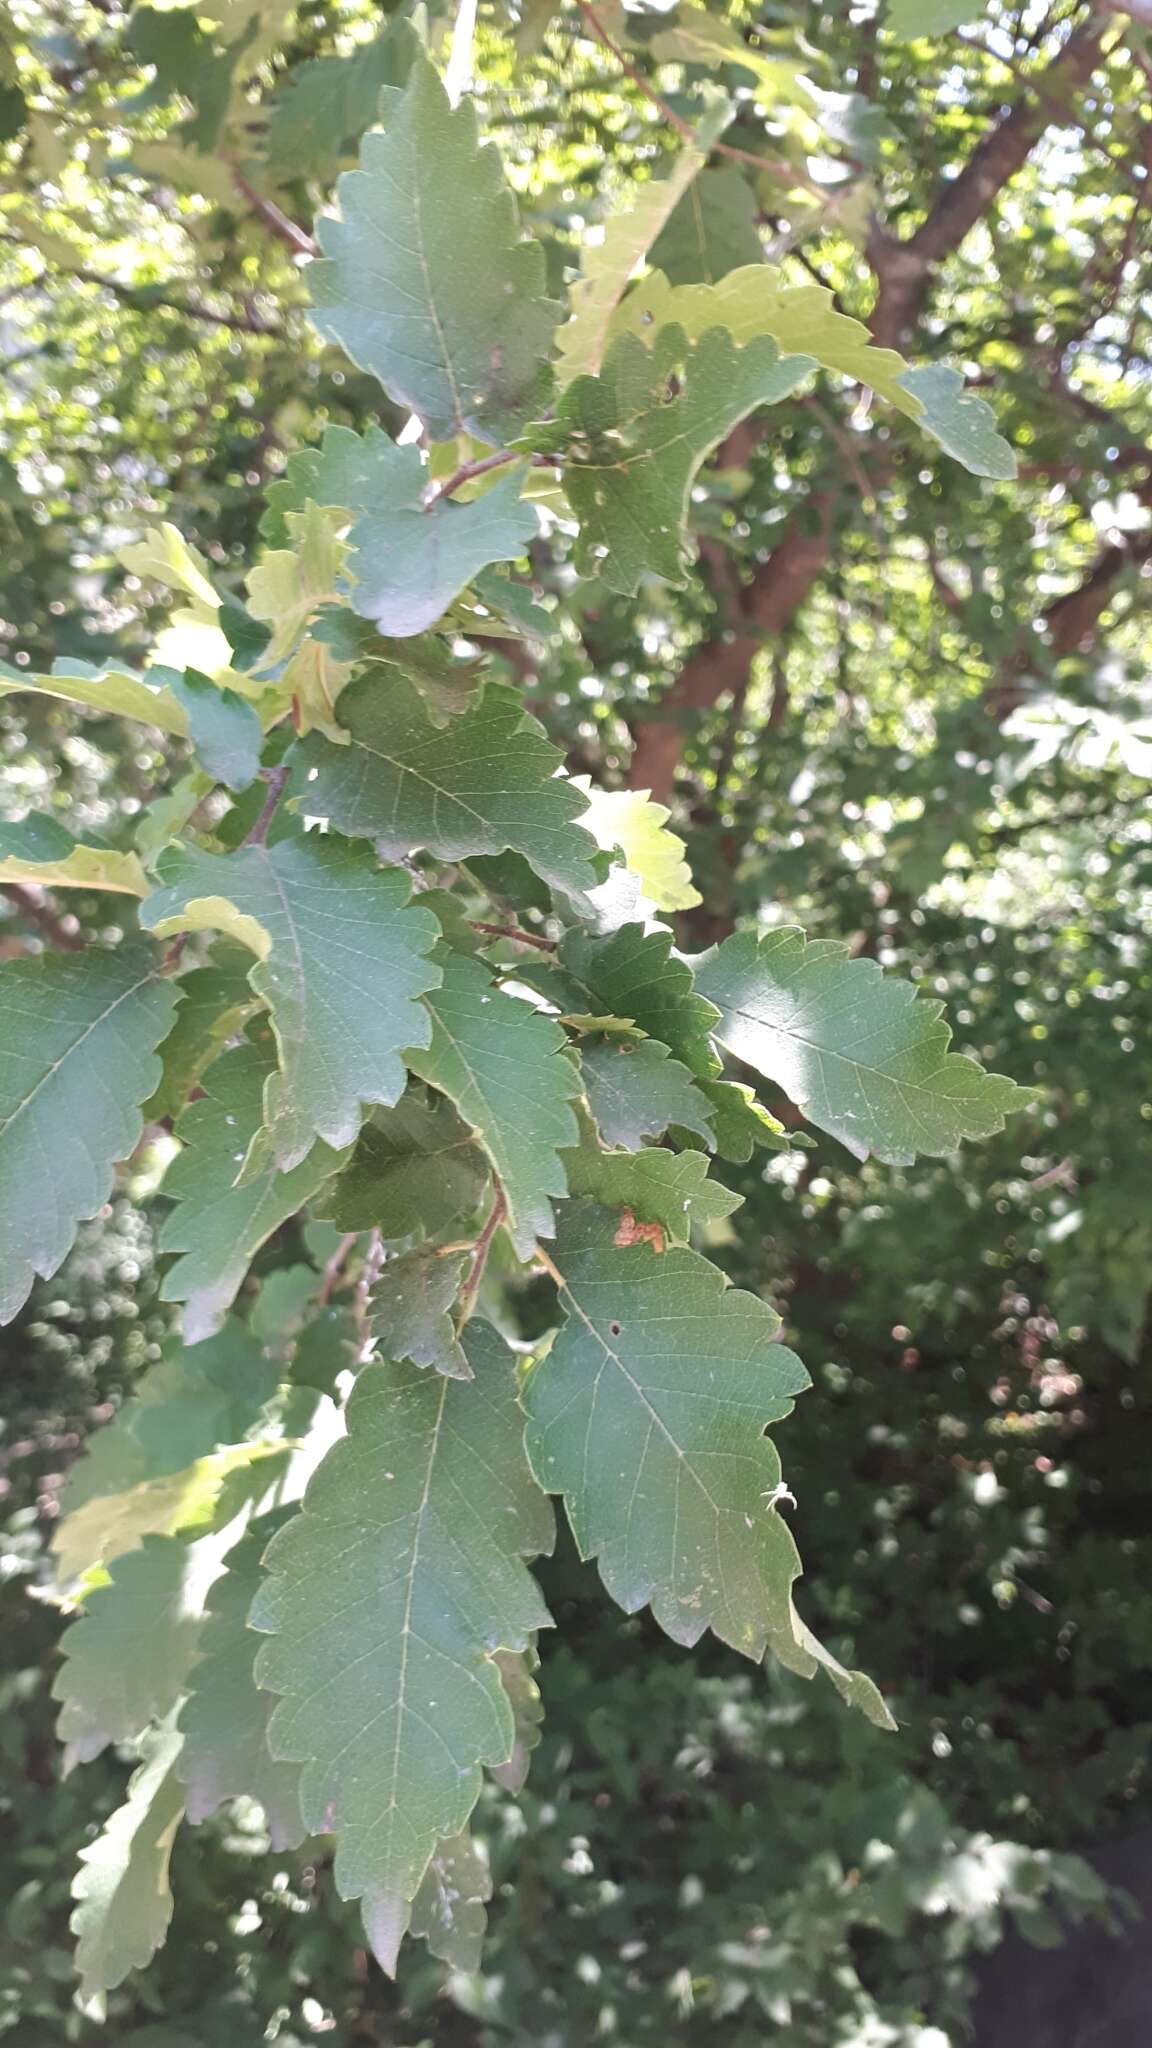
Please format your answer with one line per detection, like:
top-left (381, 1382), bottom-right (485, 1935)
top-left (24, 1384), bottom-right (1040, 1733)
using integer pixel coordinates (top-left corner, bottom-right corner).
top-left (425, 449), bottom-right (519, 506)
top-left (457, 1185), bottom-right (507, 1324)
top-left (230, 171), bottom-right (318, 259)
top-left (1, 882), bottom-right (84, 950)
top-left (628, 494), bottom-right (838, 801)
top-left (243, 764), bottom-right (290, 846)
top-left (985, 529), bottom-right (1152, 718)
top-left (469, 920), bottom-right (556, 952)
top-left (868, 19), bottom-right (1108, 349)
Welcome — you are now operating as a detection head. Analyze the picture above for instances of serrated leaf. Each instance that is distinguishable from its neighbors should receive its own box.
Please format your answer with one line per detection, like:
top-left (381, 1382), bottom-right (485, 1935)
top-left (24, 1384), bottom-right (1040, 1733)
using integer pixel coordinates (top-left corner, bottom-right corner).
top-left (160, 1039), bottom-right (349, 1342)
top-left (0, 813), bottom-right (147, 896)
top-left (260, 423), bottom-right (396, 546)
top-left (0, 658), bottom-right (190, 735)
top-left (489, 1645), bottom-right (544, 1792)
top-left (648, 165), bottom-right (764, 287)
top-left (250, 1322), bottom-right (553, 1909)
top-left (697, 1076), bottom-right (788, 1162)
top-left (296, 677), bottom-right (599, 897)
top-left (53, 1322), bottom-right (282, 1580)
top-left (523, 1203), bottom-right (892, 1724)
top-left (570, 781), bottom-right (700, 912)
top-left (168, 668), bottom-right (263, 790)
top-left (312, 608), bottom-right (483, 726)
top-left (141, 831), bottom-right (442, 1170)
top-left (310, 54), bottom-right (559, 441)
top-left (54, 1536), bottom-right (202, 1766)
top-left (549, 323), bottom-right (813, 594)
top-left (695, 926), bottom-right (1031, 1165)
top-left (0, 943), bottom-right (177, 1325)
top-left (896, 364), bottom-right (1017, 480)
top-left (371, 1250), bottom-right (471, 1379)
top-left (142, 957), bottom-right (257, 1121)
top-left (405, 953), bottom-right (581, 1257)
top-left (343, 440), bottom-right (537, 639)
top-left (557, 924), bottom-right (721, 1077)
top-left (246, 502), bottom-right (348, 670)
top-left (119, 522), bottom-right (220, 611)
top-left (562, 1124), bottom-right (742, 1240)
top-left (71, 1726), bottom-right (185, 2003)
top-left (319, 1084), bottom-right (489, 1240)
top-left (555, 96), bottom-right (732, 383)
top-left (363, 1829), bottom-right (492, 1977)
top-left (581, 1039), bottom-right (714, 1149)
top-left (178, 1519), bottom-right (306, 1851)
top-left (291, 1304), bottom-right (361, 1397)
top-left (265, 17), bottom-right (419, 180)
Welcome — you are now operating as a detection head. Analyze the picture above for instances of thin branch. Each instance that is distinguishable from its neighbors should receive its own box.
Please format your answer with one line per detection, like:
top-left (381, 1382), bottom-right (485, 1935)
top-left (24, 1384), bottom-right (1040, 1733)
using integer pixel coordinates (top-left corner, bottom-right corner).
top-left (243, 764), bottom-right (290, 847)
top-left (425, 449), bottom-right (520, 506)
top-left (230, 170), bottom-right (318, 259)
top-left (457, 1185), bottom-right (507, 1325)
top-left (355, 1229), bottom-right (386, 1353)
top-left (0, 233), bottom-right (281, 336)
top-left (469, 919), bottom-right (556, 952)
top-left (318, 1233), bottom-right (358, 1307)
top-left (1, 882), bottom-right (84, 950)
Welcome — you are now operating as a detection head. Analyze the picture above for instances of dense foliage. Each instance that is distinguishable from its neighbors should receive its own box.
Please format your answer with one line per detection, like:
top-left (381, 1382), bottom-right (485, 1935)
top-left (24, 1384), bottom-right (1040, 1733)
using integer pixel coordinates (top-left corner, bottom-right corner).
top-left (1, 0), bottom-right (1149, 2039)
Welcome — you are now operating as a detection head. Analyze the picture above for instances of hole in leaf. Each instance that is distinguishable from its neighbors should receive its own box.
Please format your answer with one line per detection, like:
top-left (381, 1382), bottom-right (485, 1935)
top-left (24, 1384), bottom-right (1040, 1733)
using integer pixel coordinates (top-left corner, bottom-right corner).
top-left (608, 1320), bottom-right (622, 1337)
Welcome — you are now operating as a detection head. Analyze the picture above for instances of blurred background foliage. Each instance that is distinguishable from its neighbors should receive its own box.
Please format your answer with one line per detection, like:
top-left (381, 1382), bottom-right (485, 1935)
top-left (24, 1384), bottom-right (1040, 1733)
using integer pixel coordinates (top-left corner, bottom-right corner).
top-left (1, 0), bottom-right (1150, 2038)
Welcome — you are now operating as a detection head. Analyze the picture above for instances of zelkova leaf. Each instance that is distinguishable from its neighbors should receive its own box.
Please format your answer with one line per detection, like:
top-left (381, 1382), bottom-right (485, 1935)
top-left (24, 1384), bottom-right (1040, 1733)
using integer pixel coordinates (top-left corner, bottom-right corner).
top-left (0, 658), bottom-right (191, 735)
top-left (555, 95), bottom-right (733, 384)
top-left (648, 164), bottom-right (764, 287)
top-left (319, 1085), bottom-right (489, 1240)
top-left (363, 1829), bottom-right (492, 1978)
top-left (547, 324), bottom-right (814, 595)
top-left (370, 1250), bottom-right (471, 1379)
top-left (178, 1520), bottom-right (306, 1851)
top-left (71, 1726), bottom-right (185, 2003)
top-left (141, 956), bottom-right (257, 1122)
top-left (160, 1039), bottom-right (349, 1343)
top-left (167, 667), bottom-right (263, 790)
top-left (695, 927), bottom-right (1031, 1165)
top-left (250, 1322), bottom-right (553, 1911)
top-left (489, 1645), bottom-right (544, 1792)
top-left (265, 15), bottom-right (419, 181)
top-left (558, 924), bottom-right (721, 1078)
top-left (896, 364), bottom-right (1017, 482)
top-left (53, 1535), bottom-right (203, 1767)
top-left (309, 53), bottom-right (559, 441)
top-left (311, 608), bottom-right (484, 727)
top-left (0, 814), bottom-right (147, 896)
top-left (581, 1039), bottom-right (715, 1150)
top-left (523, 1204), bottom-right (892, 1723)
top-left (405, 953), bottom-right (581, 1258)
top-left (295, 677), bottom-right (600, 897)
top-left (0, 943), bottom-right (177, 1326)
top-left (140, 832), bottom-right (442, 1170)
top-left (562, 1123), bottom-right (743, 1241)
top-left (570, 780), bottom-right (700, 913)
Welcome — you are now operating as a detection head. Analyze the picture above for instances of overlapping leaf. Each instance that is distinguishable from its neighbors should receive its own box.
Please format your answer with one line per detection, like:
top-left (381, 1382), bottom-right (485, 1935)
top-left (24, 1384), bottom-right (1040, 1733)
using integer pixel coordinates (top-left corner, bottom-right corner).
top-left (0, 814), bottom-right (147, 895)
top-left (570, 781), bottom-right (700, 913)
top-left (0, 943), bottom-right (177, 1325)
top-left (141, 831), bottom-right (442, 1170)
top-left (363, 1830), bottom-right (491, 1977)
top-left (309, 54), bottom-right (559, 440)
top-left (320, 1084), bottom-right (489, 1239)
top-left (296, 677), bottom-right (599, 896)
top-left (142, 955), bottom-right (257, 1121)
top-left (695, 926), bottom-right (1031, 1164)
top-left (581, 1039), bottom-right (714, 1149)
top-left (562, 1124), bottom-right (743, 1240)
top-left (405, 953), bottom-right (581, 1257)
top-left (558, 925), bottom-right (721, 1077)
top-left (71, 1726), bottom-right (185, 2002)
top-left (370, 1250), bottom-right (470, 1379)
top-left (53, 1535), bottom-right (202, 1765)
top-left (523, 1203), bottom-right (892, 1723)
top-left (251, 1322), bottom-right (553, 1910)
top-left (160, 1039), bottom-right (348, 1341)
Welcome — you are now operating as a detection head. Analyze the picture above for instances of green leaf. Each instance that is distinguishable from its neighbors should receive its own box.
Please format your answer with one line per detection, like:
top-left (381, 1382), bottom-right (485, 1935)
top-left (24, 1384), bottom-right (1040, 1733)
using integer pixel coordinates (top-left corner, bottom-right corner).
top-left (363, 1830), bottom-right (492, 1977)
top-left (0, 813), bottom-right (147, 896)
top-left (489, 1645), bottom-right (544, 1792)
top-left (265, 17), bottom-right (420, 181)
top-left (581, 1039), bottom-right (715, 1149)
top-left (53, 1536), bottom-right (203, 1765)
top-left (296, 677), bottom-right (599, 897)
top-left (119, 520), bottom-right (220, 612)
top-left (562, 1124), bottom-right (743, 1241)
top-left (371, 1250), bottom-right (471, 1379)
top-left (160, 1038), bottom-right (349, 1342)
top-left (140, 832), bottom-right (442, 1170)
top-left (648, 165), bottom-right (764, 287)
top-left (142, 956), bottom-right (257, 1122)
top-left (557, 925), bottom-right (721, 1078)
top-left (570, 781), bottom-right (700, 912)
top-left (250, 1322), bottom-right (553, 1911)
top-left (696, 1076), bottom-right (788, 1162)
top-left (405, 953), bottom-right (581, 1258)
top-left (523, 1203), bottom-right (892, 1723)
top-left (309, 54), bottom-right (559, 441)
top-left (547, 323), bottom-right (813, 594)
top-left (319, 1085), bottom-right (490, 1240)
top-left (261, 423), bottom-right (397, 546)
top-left (555, 96), bottom-right (733, 382)
top-left (0, 658), bottom-right (191, 735)
top-left (896, 364), bottom-right (1017, 481)
top-left (311, 608), bottom-right (484, 726)
top-left (71, 1726), bottom-right (185, 2003)
top-left (0, 943), bottom-right (177, 1325)
top-left (344, 441), bottom-right (537, 638)
top-left (168, 668), bottom-right (263, 791)
top-left (695, 927), bottom-right (1031, 1164)
top-left (178, 1519), bottom-right (306, 1851)
top-left (649, 9), bottom-right (807, 106)
top-left (246, 501), bottom-right (348, 669)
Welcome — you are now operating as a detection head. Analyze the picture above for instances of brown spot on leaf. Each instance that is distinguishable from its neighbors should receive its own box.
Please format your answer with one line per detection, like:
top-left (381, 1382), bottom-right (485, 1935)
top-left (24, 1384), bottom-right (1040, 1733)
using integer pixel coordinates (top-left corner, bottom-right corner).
top-left (614, 1209), bottom-right (665, 1254)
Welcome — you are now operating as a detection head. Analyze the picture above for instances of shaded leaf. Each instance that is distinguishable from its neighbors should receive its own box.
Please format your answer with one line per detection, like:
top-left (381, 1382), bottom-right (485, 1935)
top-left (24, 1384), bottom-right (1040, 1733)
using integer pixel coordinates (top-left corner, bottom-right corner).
top-left (562, 1123), bottom-right (743, 1240)
top-left (312, 607), bottom-right (483, 725)
top-left (648, 164), bottom-right (763, 286)
top-left (0, 813), bottom-right (147, 896)
top-left (696, 1076), bottom-right (788, 1162)
top-left (141, 831), bottom-right (442, 1170)
top-left (371, 1249), bottom-right (471, 1379)
top-left (251, 1322), bottom-right (553, 1910)
top-left (363, 1830), bottom-right (492, 1977)
top-left (897, 363), bottom-right (1017, 481)
top-left (0, 943), bottom-right (177, 1325)
top-left (265, 17), bottom-right (420, 180)
top-left (558, 924), bottom-right (721, 1077)
top-left (581, 1039), bottom-right (715, 1149)
top-left (489, 1645), bottom-right (544, 1792)
top-left (142, 955), bottom-right (257, 1122)
top-left (71, 1726), bottom-right (185, 2002)
top-left (168, 668), bottom-right (263, 790)
top-left (405, 953), bottom-right (581, 1257)
top-left (54, 1536), bottom-right (203, 1765)
top-left (696, 926), bottom-right (1031, 1164)
top-left (319, 1084), bottom-right (489, 1240)
top-left (344, 439), bottom-right (536, 639)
